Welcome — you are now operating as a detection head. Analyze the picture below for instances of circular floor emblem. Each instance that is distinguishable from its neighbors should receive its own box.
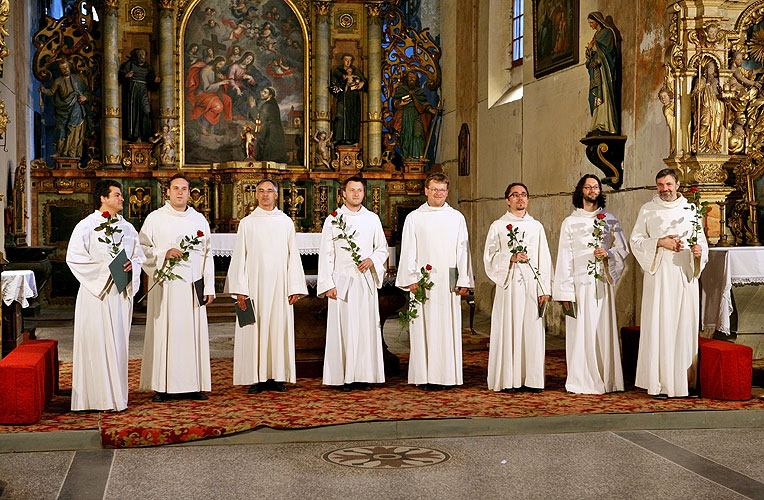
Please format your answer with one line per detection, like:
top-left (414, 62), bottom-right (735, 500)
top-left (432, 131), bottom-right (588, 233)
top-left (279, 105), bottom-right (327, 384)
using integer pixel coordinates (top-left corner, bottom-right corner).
top-left (323, 445), bottom-right (450, 469)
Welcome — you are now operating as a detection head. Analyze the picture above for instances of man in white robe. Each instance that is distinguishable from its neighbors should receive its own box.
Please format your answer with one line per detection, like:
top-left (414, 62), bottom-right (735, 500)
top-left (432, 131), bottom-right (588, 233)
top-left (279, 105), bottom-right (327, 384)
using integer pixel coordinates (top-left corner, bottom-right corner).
top-left (139, 174), bottom-right (215, 402)
top-left (227, 179), bottom-right (307, 393)
top-left (318, 176), bottom-right (389, 390)
top-left (484, 182), bottom-right (552, 393)
top-left (553, 175), bottom-right (628, 394)
top-left (630, 168), bottom-right (708, 398)
top-left (66, 180), bottom-right (145, 411)
top-left (396, 172), bottom-right (474, 390)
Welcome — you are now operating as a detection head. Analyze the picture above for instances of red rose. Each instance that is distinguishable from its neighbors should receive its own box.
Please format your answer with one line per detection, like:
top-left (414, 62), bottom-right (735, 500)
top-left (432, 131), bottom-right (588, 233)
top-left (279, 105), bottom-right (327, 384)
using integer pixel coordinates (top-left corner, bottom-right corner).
top-left (596, 213), bottom-right (606, 220)
top-left (506, 224), bottom-right (513, 230)
top-left (425, 264), bottom-right (432, 271)
top-left (690, 186), bottom-right (698, 193)
top-left (197, 230), bottom-right (204, 237)
top-left (331, 210), bottom-right (338, 217)
top-left (101, 211), bottom-right (110, 219)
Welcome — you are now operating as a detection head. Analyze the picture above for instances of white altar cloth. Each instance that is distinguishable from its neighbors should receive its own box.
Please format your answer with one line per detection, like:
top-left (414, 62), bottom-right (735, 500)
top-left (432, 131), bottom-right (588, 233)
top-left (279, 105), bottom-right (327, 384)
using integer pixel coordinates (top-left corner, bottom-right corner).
top-left (1, 270), bottom-right (38, 308)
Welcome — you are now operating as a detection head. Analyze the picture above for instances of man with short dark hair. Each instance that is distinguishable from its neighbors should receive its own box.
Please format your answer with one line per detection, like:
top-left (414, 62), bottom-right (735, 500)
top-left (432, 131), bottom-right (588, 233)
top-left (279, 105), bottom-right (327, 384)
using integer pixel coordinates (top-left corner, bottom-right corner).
top-left (630, 168), bottom-right (708, 398)
top-left (66, 180), bottom-right (145, 411)
top-left (396, 172), bottom-right (473, 390)
top-left (318, 176), bottom-right (388, 390)
top-left (553, 174), bottom-right (629, 394)
top-left (139, 173), bottom-right (215, 402)
top-left (484, 182), bottom-right (552, 393)
top-left (227, 179), bottom-right (307, 393)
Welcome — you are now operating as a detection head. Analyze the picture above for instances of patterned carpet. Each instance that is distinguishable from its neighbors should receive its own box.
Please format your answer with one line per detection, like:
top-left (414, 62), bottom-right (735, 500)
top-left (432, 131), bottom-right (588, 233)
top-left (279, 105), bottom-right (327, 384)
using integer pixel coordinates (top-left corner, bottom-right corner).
top-left (2, 350), bottom-right (763, 448)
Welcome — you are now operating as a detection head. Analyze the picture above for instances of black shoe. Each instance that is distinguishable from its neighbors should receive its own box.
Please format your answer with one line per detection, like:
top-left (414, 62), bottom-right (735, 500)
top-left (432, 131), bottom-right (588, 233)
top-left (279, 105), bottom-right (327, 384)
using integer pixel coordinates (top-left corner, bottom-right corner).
top-left (152, 391), bottom-right (169, 402)
top-left (341, 384), bottom-right (353, 392)
top-left (272, 382), bottom-right (287, 392)
top-left (501, 388), bottom-right (517, 394)
top-left (524, 387), bottom-right (543, 393)
top-left (187, 391), bottom-right (208, 400)
top-left (248, 383), bottom-right (264, 394)
top-left (419, 384), bottom-right (431, 391)
top-left (652, 393), bottom-right (669, 400)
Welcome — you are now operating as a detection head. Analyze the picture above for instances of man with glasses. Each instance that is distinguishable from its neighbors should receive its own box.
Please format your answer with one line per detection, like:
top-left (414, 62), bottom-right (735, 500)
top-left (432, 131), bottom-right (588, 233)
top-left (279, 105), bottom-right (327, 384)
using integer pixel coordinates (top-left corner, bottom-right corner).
top-left (630, 168), bottom-right (708, 398)
top-left (483, 182), bottom-right (552, 393)
top-left (318, 176), bottom-right (389, 391)
top-left (553, 175), bottom-right (629, 394)
top-left (227, 179), bottom-right (307, 393)
top-left (397, 172), bottom-right (474, 390)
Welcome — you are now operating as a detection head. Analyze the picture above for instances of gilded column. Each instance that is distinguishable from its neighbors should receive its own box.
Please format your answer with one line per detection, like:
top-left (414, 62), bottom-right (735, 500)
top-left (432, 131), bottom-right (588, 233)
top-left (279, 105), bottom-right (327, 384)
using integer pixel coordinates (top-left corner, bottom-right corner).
top-left (314, 1), bottom-right (332, 134)
top-left (365, 2), bottom-right (384, 168)
top-left (158, 0), bottom-right (177, 168)
top-left (102, 0), bottom-right (121, 168)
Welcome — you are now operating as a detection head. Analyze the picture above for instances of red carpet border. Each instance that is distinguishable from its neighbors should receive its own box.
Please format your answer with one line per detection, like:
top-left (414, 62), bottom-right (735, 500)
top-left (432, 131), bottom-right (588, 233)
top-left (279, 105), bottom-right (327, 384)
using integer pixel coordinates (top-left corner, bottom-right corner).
top-left (3, 350), bottom-right (764, 448)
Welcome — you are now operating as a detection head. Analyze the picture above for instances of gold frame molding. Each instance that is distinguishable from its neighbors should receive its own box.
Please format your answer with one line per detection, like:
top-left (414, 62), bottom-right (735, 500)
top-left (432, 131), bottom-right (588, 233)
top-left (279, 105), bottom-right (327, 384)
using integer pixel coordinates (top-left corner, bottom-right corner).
top-left (176, 0), bottom-right (312, 170)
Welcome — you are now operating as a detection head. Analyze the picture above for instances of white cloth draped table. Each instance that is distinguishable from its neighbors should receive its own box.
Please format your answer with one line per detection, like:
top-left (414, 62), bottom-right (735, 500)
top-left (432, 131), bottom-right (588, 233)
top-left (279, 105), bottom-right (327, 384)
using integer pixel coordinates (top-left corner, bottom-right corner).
top-left (1, 270), bottom-right (38, 308)
top-left (701, 247), bottom-right (764, 334)
top-left (211, 232), bottom-right (323, 257)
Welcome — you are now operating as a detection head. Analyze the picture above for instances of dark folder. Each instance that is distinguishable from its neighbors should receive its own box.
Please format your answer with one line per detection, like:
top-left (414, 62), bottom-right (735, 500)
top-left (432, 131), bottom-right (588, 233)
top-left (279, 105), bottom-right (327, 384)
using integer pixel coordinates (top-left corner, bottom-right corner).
top-left (194, 278), bottom-right (206, 306)
top-left (108, 248), bottom-right (131, 294)
top-left (562, 301), bottom-right (577, 319)
top-left (235, 297), bottom-right (256, 327)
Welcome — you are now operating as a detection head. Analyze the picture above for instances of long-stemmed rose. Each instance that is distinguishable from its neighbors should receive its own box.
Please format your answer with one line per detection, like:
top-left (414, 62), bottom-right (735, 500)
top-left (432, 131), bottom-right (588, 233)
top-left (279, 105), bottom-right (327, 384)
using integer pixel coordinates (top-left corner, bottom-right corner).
top-left (684, 186), bottom-right (709, 246)
top-left (399, 264), bottom-right (434, 330)
top-left (586, 212), bottom-right (607, 281)
top-left (95, 211), bottom-right (123, 258)
top-left (330, 210), bottom-right (372, 291)
top-left (137, 230), bottom-right (205, 302)
top-left (506, 224), bottom-right (546, 295)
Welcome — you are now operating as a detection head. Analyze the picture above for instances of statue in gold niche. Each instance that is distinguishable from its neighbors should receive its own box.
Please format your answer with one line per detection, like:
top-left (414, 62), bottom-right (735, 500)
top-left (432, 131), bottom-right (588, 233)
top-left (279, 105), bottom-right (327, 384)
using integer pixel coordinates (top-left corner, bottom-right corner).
top-left (691, 60), bottom-right (725, 154)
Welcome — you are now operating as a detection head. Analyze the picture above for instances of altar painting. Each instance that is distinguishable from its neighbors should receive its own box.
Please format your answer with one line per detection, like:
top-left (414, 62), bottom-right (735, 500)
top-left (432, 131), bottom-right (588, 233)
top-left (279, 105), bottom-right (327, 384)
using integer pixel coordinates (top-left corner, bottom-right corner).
top-left (182, 0), bottom-right (305, 165)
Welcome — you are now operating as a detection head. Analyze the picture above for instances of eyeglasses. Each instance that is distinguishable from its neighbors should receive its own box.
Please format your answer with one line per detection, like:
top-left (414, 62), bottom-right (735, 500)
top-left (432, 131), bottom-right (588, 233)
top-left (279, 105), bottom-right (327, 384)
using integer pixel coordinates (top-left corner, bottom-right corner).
top-left (256, 189), bottom-right (277, 194)
top-left (428, 188), bottom-right (448, 193)
top-left (508, 192), bottom-right (528, 198)
top-left (581, 186), bottom-right (600, 191)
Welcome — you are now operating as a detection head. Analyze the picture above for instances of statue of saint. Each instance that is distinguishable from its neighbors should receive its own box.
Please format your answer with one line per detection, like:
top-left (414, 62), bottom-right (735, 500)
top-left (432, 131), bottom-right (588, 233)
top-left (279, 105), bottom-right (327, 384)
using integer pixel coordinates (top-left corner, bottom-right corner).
top-left (39, 60), bottom-right (92, 158)
top-left (119, 48), bottom-right (161, 142)
top-left (330, 54), bottom-right (366, 145)
top-left (313, 129), bottom-right (333, 169)
top-left (585, 12), bottom-right (619, 136)
top-left (658, 86), bottom-right (676, 156)
top-left (254, 87), bottom-right (287, 163)
top-left (392, 70), bottom-right (437, 159)
top-left (691, 60), bottom-right (725, 154)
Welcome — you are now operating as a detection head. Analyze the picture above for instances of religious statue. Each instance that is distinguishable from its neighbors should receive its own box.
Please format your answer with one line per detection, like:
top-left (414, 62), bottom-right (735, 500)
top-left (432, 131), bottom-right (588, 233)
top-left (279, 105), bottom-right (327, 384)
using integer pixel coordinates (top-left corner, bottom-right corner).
top-left (151, 123), bottom-right (178, 165)
top-left (585, 12), bottom-right (620, 136)
top-left (658, 86), bottom-right (676, 156)
top-left (313, 129), bottom-right (333, 169)
top-left (725, 51), bottom-right (764, 154)
top-left (691, 60), bottom-right (725, 154)
top-left (241, 124), bottom-right (257, 158)
top-left (392, 70), bottom-right (437, 159)
top-left (38, 60), bottom-right (92, 158)
top-left (119, 48), bottom-right (161, 142)
top-left (129, 187), bottom-right (152, 220)
top-left (254, 87), bottom-right (287, 163)
top-left (329, 54), bottom-right (366, 145)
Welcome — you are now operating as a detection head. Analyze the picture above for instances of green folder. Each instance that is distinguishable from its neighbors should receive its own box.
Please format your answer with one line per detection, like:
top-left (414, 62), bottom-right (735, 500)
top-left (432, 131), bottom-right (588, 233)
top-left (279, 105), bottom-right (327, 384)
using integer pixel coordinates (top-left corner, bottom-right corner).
top-left (449, 267), bottom-right (459, 291)
top-left (194, 278), bottom-right (206, 306)
top-left (108, 249), bottom-right (131, 294)
top-left (562, 301), bottom-right (577, 319)
top-left (235, 297), bottom-right (256, 327)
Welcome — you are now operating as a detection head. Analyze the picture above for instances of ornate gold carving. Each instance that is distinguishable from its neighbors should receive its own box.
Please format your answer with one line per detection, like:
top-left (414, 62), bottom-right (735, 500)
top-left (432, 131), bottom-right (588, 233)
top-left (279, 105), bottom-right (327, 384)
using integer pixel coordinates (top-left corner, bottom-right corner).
top-left (365, 2), bottom-right (383, 18)
top-left (41, 178), bottom-right (92, 194)
top-left (311, 182), bottom-right (329, 232)
top-left (314, 1), bottom-right (331, 17)
top-left (30, 158), bottom-right (50, 170)
top-left (315, 110), bottom-right (331, 121)
top-left (130, 5), bottom-right (147, 21)
top-left (387, 181), bottom-right (406, 194)
top-left (13, 158), bottom-right (28, 241)
top-left (0, 0), bottom-right (9, 78)
top-left (159, 107), bottom-right (176, 118)
top-left (338, 12), bottom-right (355, 28)
top-left (127, 185), bottom-right (152, 220)
top-left (370, 185), bottom-right (382, 216)
top-left (188, 184), bottom-right (210, 218)
top-left (284, 181), bottom-right (306, 230)
top-left (103, 0), bottom-right (119, 8)
top-left (0, 98), bottom-right (8, 136)
top-left (368, 111), bottom-right (381, 121)
top-left (730, 153), bottom-right (764, 245)
top-left (104, 107), bottom-right (121, 117)
top-left (157, 0), bottom-right (176, 9)
top-left (104, 155), bottom-right (122, 165)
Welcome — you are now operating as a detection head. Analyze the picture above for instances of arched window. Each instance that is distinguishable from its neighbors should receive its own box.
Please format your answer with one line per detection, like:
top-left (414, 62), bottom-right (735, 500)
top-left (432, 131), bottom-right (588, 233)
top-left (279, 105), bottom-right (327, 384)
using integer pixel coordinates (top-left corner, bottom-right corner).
top-left (512, 0), bottom-right (524, 66)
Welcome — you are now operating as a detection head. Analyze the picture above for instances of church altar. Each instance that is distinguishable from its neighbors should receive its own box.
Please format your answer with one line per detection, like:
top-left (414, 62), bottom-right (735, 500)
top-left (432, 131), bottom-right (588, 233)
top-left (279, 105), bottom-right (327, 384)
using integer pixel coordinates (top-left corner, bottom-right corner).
top-left (701, 247), bottom-right (764, 335)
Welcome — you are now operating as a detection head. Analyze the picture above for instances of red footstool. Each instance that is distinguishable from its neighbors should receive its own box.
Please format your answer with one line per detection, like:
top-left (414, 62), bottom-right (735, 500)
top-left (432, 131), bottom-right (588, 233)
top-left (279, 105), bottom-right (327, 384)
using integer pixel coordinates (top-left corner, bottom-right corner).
top-left (698, 337), bottom-right (752, 401)
top-left (0, 351), bottom-right (47, 424)
top-left (14, 340), bottom-right (59, 401)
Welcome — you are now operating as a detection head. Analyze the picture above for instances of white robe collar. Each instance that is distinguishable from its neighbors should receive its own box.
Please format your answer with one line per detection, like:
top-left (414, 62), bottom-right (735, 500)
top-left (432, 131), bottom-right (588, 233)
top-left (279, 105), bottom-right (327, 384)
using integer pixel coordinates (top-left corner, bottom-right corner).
top-left (571, 208), bottom-right (603, 218)
top-left (252, 206), bottom-right (284, 216)
top-left (339, 204), bottom-right (368, 217)
top-left (651, 193), bottom-right (687, 209)
top-left (500, 210), bottom-right (536, 222)
top-left (161, 201), bottom-right (194, 217)
top-left (419, 202), bottom-right (451, 212)
top-left (92, 209), bottom-right (124, 222)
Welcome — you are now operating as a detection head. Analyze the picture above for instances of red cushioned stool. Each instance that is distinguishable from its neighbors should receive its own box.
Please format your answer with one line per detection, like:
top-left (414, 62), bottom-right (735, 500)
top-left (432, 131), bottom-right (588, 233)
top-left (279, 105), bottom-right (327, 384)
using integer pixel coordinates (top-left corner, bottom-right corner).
top-left (0, 351), bottom-right (47, 424)
top-left (15, 340), bottom-right (59, 401)
top-left (698, 337), bottom-right (752, 401)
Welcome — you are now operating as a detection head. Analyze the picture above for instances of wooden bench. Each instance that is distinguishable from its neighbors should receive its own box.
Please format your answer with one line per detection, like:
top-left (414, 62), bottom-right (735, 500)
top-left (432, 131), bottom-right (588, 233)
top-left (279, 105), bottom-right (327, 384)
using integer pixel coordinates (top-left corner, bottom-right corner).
top-left (0, 339), bottom-right (59, 425)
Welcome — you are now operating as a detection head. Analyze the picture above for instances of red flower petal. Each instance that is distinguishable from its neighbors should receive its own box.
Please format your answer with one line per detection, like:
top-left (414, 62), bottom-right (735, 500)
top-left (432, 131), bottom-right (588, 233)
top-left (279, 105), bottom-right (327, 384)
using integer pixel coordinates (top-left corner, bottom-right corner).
top-left (596, 213), bottom-right (606, 219)
top-left (506, 224), bottom-right (512, 230)
top-left (425, 264), bottom-right (432, 271)
top-left (197, 230), bottom-right (204, 237)
top-left (331, 211), bottom-right (338, 217)
top-left (690, 186), bottom-right (698, 193)
top-left (101, 211), bottom-right (110, 218)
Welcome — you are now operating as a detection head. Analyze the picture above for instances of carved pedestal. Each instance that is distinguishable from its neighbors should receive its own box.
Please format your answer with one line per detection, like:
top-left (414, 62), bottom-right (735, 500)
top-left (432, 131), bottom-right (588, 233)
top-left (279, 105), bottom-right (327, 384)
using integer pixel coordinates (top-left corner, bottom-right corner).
top-left (580, 135), bottom-right (627, 189)
top-left (403, 158), bottom-right (428, 173)
top-left (52, 157), bottom-right (80, 170)
top-left (332, 145), bottom-right (364, 173)
top-left (682, 185), bottom-right (735, 246)
top-left (122, 143), bottom-right (155, 171)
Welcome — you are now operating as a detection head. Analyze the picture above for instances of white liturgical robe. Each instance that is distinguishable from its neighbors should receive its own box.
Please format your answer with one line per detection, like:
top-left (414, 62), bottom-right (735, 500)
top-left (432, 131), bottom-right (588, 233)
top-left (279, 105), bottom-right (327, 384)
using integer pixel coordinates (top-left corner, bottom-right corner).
top-left (553, 208), bottom-right (628, 394)
top-left (139, 203), bottom-right (215, 394)
top-left (318, 205), bottom-right (388, 385)
top-left (396, 202), bottom-right (474, 386)
top-left (484, 212), bottom-right (552, 391)
top-left (630, 194), bottom-right (708, 397)
top-left (226, 207), bottom-right (308, 385)
top-left (66, 211), bottom-right (145, 411)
